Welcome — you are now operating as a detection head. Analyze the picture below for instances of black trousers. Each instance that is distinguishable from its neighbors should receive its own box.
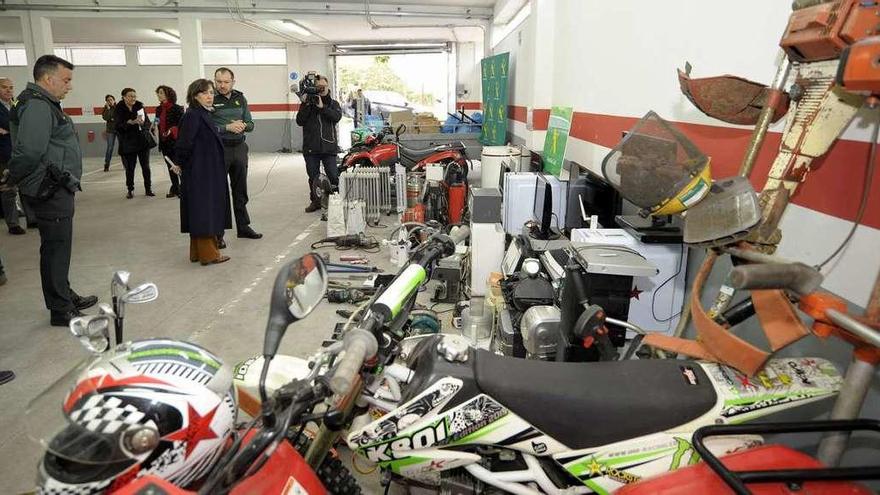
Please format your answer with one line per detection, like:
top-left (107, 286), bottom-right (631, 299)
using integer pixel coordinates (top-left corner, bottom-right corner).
top-left (304, 153), bottom-right (339, 204)
top-left (162, 152), bottom-right (180, 195)
top-left (121, 149), bottom-right (151, 193)
top-left (24, 190), bottom-right (75, 313)
top-left (223, 142), bottom-right (251, 231)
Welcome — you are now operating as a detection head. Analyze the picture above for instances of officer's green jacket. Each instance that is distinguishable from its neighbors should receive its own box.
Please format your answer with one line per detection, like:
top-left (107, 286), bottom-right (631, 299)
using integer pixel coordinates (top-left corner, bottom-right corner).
top-left (211, 89), bottom-right (254, 144)
top-left (8, 82), bottom-right (82, 196)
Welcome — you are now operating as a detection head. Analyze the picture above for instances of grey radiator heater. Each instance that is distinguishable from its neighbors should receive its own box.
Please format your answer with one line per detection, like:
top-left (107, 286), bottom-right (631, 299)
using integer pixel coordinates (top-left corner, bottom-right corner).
top-left (338, 166), bottom-right (406, 224)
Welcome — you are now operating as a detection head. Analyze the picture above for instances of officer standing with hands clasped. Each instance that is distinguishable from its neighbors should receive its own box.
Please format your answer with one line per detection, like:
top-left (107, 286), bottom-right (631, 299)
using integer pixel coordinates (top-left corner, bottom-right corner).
top-left (212, 67), bottom-right (261, 247)
top-left (7, 55), bottom-right (98, 327)
top-left (296, 73), bottom-right (342, 215)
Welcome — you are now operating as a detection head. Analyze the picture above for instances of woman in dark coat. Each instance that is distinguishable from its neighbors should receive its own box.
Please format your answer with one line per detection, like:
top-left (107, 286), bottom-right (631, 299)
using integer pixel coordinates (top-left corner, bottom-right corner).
top-left (115, 88), bottom-right (154, 198)
top-left (174, 79), bottom-right (232, 265)
top-left (154, 85), bottom-right (184, 198)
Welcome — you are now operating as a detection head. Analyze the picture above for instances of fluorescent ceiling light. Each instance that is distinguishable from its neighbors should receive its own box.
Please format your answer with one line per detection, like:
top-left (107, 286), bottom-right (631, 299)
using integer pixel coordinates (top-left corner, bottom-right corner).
top-left (336, 42), bottom-right (447, 49)
top-left (282, 20), bottom-right (312, 37)
top-left (153, 29), bottom-right (180, 44)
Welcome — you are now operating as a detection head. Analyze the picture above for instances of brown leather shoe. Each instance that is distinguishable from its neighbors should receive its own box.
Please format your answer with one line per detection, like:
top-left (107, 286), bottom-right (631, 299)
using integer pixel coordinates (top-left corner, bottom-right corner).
top-left (201, 255), bottom-right (230, 266)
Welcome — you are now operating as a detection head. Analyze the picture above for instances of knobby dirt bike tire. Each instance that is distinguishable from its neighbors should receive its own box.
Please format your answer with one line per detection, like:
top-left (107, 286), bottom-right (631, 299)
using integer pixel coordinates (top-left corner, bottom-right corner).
top-left (292, 434), bottom-right (362, 494)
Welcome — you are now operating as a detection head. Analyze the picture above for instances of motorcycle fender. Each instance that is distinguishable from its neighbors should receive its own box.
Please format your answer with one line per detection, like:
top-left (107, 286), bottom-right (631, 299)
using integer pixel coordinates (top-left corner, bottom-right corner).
top-left (231, 431), bottom-right (327, 495)
top-left (109, 436), bottom-right (327, 495)
top-left (344, 150), bottom-right (374, 167)
top-left (233, 355), bottom-right (312, 418)
top-left (414, 150), bottom-right (463, 170)
top-left (702, 357), bottom-right (843, 424)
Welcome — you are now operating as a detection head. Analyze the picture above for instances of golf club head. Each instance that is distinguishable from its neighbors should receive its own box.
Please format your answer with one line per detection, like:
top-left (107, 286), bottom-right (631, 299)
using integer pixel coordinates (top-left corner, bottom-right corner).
top-left (69, 315), bottom-right (112, 353)
top-left (121, 283), bottom-right (159, 305)
top-left (111, 270), bottom-right (131, 298)
top-left (97, 302), bottom-right (116, 318)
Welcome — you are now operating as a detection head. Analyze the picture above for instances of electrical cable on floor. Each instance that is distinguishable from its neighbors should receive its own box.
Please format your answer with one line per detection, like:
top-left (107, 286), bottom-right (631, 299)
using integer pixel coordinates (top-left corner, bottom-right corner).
top-left (251, 152), bottom-right (283, 197)
top-left (816, 111), bottom-right (878, 270)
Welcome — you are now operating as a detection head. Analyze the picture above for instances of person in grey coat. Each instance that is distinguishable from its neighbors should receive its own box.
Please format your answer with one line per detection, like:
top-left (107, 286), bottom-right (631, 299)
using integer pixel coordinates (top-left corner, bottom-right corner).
top-left (7, 55), bottom-right (98, 327)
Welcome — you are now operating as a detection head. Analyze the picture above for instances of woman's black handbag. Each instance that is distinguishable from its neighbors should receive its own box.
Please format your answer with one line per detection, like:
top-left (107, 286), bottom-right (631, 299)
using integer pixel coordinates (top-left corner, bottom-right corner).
top-left (141, 127), bottom-right (157, 150)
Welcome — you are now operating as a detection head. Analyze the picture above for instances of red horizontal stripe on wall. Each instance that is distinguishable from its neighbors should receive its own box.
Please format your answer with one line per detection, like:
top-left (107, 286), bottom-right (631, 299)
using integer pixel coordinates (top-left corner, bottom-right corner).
top-left (248, 103), bottom-right (300, 112)
top-left (91, 103), bottom-right (301, 115)
top-left (63, 107), bottom-right (83, 116)
top-left (509, 105), bottom-right (527, 123)
top-left (533, 109), bottom-right (550, 131)
top-left (456, 101), bottom-right (482, 110)
top-left (512, 108), bottom-right (879, 230)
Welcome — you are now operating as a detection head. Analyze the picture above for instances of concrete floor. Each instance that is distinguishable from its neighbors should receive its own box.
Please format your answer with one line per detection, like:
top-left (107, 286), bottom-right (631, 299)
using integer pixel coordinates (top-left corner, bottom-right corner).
top-left (0, 152), bottom-right (409, 494)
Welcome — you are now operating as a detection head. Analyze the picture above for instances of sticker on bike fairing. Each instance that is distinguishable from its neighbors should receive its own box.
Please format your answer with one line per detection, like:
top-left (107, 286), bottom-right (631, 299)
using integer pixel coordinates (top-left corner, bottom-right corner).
top-left (358, 394), bottom-right (508, 463)
top-left (348, 378), bottom-right (463, 448)
top-left (234, 356), bottom-right (257, 381)
top-left (446, 395), bottom-right (507, 442)
top-left (711, 358), bottom-right (842, 420)
top-left (561, 433), bottom-right (763, 493)
top-left (680, 365), bottom-right (699, 385)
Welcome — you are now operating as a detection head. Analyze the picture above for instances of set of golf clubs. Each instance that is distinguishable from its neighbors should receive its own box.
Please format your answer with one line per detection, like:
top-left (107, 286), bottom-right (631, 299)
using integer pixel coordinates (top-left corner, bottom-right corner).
top-left (68, 270), bottom-right (159, 354)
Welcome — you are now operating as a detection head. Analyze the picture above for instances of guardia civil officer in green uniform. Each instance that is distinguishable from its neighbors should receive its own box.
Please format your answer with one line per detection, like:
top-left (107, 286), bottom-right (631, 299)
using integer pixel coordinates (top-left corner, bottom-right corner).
top-left (7, 55), bottom-right (98, 327)
top-left (211, 67), bottom-right (261, 245)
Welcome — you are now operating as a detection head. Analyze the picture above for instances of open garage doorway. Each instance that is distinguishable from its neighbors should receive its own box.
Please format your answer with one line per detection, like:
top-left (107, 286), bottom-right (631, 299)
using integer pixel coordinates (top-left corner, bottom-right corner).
top-left (333, 49), bottom-right (451, 147)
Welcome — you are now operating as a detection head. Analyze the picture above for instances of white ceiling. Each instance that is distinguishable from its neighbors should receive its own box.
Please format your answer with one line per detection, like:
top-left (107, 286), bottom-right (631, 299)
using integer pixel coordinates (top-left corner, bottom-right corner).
top-left (0, 0), bottom-right (494, 44)
top-left (39, 15), bottom-right (485, 45)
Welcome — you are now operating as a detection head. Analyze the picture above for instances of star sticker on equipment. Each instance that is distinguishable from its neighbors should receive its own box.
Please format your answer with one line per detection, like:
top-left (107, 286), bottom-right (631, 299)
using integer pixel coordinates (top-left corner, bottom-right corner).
top-left (588, 458), bottom-right (604, 476)
top-left (629, 286), bottom-right (643, 300)
top-left (165, 404), bottom-right (219, 459)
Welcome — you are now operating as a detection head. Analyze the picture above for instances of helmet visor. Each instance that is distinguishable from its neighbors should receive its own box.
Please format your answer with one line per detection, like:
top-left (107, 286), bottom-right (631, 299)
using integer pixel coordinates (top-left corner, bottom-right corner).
top-left (27, 351), bottom-right (210, 465)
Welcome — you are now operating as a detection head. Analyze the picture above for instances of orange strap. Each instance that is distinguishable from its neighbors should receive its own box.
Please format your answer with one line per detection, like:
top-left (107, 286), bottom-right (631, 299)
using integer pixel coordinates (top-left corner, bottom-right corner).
top-left (644, 251), bottom-right (810, 376)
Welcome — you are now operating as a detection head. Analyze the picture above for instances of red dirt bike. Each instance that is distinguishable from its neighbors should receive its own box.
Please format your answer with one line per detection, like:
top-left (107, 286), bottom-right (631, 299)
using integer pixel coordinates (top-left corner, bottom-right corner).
top-left (32, 255), bottom-right (362, 495)
top-left (340, 124), bottom-right (469, 173)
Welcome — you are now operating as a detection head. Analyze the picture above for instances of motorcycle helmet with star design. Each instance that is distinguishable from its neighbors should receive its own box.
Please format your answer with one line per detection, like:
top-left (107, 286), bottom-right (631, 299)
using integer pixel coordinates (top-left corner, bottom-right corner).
top-left (27, 339), bottom-right (237, 494)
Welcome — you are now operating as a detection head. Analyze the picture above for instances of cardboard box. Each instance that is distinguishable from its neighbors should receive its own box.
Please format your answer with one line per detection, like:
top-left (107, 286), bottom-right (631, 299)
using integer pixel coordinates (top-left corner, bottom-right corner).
top-left (389, 109), bottom-right (414, 129)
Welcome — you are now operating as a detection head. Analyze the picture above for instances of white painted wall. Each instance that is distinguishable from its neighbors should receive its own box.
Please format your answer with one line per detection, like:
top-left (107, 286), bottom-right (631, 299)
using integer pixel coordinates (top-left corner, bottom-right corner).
top-left (493, 0), bottom-right (880, 308)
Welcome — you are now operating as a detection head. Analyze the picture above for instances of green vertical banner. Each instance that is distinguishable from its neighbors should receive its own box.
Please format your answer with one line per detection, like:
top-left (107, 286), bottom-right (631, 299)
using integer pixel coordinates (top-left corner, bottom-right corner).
top-left (542, 106), bottom-right (573, 177)
top-left (480, 52), bottom-right (510, 146)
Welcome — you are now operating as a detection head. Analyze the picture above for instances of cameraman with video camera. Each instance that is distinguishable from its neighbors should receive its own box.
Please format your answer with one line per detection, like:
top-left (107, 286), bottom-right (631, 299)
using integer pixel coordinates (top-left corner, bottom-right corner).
top-left (295, 73), bottom-right (342, 214)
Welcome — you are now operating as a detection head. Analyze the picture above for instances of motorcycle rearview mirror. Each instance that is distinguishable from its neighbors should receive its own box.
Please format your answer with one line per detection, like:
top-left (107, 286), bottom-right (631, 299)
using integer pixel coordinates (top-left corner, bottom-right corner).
top-left (263, 253), bottom-right (328, 360)
top-left (121, 283), bottom-right (159, 305)
top-left (396, 124), bottom-right (406, 138)
top-left (69, 315), bottom-right (112, 353)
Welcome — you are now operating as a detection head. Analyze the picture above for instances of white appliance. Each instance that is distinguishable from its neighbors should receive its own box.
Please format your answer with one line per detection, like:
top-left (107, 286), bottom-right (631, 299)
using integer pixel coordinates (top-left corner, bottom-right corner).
top-left (470, 222), bottom-right (506, 297)
top-left (502, 172), bottom-right (568, 235)
top-left (480, 145), bottom-right (522, 188)
top-left (571, 228), bottom-right (687, 336)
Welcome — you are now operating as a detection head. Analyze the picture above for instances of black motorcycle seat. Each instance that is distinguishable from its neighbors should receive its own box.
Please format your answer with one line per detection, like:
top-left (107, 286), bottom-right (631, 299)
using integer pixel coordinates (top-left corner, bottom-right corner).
top-left (398, 143), bottom-right (459, 162)
top-left (474, 350), bottom-right (718, 449)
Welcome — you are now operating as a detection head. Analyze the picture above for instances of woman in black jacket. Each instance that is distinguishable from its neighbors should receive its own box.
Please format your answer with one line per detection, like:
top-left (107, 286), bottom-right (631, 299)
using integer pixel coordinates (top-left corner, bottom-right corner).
top-left (174, 79), bottom-right (232, 265)
top-left (154, 85), bottom-right (184, 198)
top-left (115, 88), bottom-right (154, 198)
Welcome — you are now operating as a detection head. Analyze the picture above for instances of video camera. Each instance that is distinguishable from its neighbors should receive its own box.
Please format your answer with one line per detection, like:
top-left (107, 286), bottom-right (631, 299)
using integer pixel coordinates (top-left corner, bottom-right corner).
top-left (300, 71), bottom-right (319, 96)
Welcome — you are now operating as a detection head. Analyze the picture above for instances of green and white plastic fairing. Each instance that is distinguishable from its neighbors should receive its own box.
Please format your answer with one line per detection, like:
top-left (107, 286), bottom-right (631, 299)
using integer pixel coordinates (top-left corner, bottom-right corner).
top-left (347, 355), bottom-right (843, 493)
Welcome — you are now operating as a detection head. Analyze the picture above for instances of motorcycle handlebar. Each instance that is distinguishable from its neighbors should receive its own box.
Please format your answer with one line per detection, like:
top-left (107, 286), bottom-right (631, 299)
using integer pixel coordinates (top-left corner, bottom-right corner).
top-left (329, 329), bottom-right (378, 395)
top-left (729, 262), bottom-right (824, 296)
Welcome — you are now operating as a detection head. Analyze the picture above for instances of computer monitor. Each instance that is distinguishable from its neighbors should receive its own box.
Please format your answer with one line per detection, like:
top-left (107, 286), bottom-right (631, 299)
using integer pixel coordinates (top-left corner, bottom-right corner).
top-left (532, 174), bottom-right (554, 240)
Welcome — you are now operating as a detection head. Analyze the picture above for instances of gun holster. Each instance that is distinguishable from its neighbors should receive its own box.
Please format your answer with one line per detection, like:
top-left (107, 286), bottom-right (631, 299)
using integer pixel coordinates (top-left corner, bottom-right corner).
top-left (37, 163), bottom-right (79, 201)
